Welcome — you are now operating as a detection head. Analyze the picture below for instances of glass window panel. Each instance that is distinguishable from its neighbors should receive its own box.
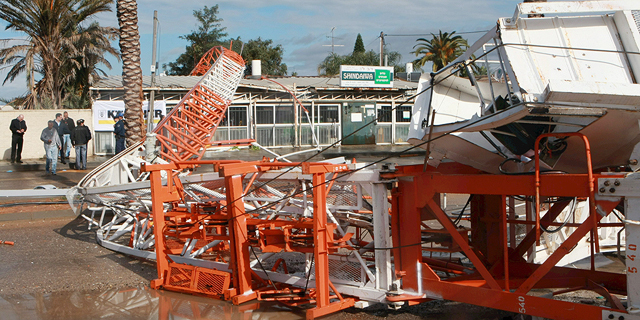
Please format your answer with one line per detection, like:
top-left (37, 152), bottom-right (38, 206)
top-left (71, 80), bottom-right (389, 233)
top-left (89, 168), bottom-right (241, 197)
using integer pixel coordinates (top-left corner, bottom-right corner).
top-left (228, 106), bottom-right (247, 127)
top-left (275, 105), bottom-right (294, 124)
top-left (317, 105), bottom-right (339, 123)
top-left (95, 131), bottom-right (114, 154)
top-left (377, 105), bottom-right (392, 123)
top-left (396, 105), bottom-right (412, 123)
top-left (255, 105), bottom-right (274, 124)
top-left (220, 110), bottom-right (228, 126)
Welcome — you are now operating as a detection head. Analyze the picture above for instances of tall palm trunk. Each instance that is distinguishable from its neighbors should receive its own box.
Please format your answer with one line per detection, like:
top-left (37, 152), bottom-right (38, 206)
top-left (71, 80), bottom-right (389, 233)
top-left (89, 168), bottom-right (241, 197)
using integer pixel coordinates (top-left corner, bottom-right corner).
top-left (116, 0), bottom-right (145, 145)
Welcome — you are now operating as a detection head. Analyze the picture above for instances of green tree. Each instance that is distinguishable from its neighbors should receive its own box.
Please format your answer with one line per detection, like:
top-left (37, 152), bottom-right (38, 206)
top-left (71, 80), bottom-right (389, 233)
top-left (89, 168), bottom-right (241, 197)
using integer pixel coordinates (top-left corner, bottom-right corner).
top-left (166, 6), bottom-right (288, 77)
top-left (235, 37), bottom-right (287, 76)
top-left (353, 33), bottom-right (365, 54)
top-left (0, 0), bottom-right (117, 109)
top-left (65, 22), bottom-right (120, 109)
top-left (411, 30), bottom-right (469, 72)
top-left (317, 53), bottom-right (346, 76)
top-left (318, 34), bottom-right (404, 76)
top-left (164, 5), bottom-right (227, 75)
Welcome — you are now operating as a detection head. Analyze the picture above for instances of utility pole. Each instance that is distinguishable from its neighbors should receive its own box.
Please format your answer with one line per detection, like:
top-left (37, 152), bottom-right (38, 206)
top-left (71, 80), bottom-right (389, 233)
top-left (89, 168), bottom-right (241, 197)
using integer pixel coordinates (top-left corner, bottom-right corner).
top-left (147, 10), bottom-right (158, 133)
top-left (379, 31), bottom-right (385, 66)
top-left (145, 10), bottom-right (159, 161)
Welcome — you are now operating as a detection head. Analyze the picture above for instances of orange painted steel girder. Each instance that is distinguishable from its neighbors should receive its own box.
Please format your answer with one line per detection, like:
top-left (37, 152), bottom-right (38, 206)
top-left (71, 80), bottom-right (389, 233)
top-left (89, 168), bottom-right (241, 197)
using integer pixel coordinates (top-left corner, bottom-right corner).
top-left (223, 173), bottom-right (257, 304)
top-left (386, 156), bottom-right (627, 319)
top-left (142, 160), bottom-right (357, 319)
top-left (142, 162), bottom-right (184, 289)
top-left (301, 163), bottom-right (356, 319)
top-left (153, 47), bottom-right (245, 163)
top-left (191, 47), bottom-right (224, 76)
top-left (217, 160), bottom-right (356, 317)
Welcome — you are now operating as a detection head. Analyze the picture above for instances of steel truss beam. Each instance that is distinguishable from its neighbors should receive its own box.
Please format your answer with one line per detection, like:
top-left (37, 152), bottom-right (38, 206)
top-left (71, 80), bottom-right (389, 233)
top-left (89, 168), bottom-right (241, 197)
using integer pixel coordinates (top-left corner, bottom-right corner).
top-left (384, 161), bottom-right (635, 320)
top-left (134, 160), bottom-right (392, 319)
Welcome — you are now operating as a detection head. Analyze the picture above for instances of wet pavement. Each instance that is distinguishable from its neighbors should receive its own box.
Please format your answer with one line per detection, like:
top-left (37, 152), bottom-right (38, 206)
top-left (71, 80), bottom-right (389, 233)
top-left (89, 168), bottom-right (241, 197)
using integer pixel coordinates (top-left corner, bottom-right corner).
top-left (0, 283), bottom-right (520, 320)
top-left (0, 145), bottom-right (521, 320)
top-left (0, 285), bottom-right (302, 320)
top-left (0, 217), bottom-right (516, 320)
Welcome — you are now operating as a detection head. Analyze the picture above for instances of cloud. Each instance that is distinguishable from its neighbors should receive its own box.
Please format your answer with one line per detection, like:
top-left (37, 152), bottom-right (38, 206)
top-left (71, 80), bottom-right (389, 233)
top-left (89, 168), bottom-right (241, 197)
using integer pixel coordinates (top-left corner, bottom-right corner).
top-left (0, 0), bottom-right (519, 82)
top-left (281, 33), bottom-right (325, 46)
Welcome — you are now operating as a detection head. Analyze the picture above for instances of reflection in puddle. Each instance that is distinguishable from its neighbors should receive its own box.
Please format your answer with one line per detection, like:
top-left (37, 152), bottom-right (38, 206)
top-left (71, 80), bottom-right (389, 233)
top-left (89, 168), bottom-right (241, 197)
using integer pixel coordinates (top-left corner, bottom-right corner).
top-left (0, 286), bottom-right (304, 320)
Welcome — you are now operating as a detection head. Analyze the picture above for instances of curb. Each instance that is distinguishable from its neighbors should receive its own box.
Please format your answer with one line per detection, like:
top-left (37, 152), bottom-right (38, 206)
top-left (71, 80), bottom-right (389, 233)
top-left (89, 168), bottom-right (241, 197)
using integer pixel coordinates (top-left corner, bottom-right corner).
top-left (0, 160), bottom-right (106, 172)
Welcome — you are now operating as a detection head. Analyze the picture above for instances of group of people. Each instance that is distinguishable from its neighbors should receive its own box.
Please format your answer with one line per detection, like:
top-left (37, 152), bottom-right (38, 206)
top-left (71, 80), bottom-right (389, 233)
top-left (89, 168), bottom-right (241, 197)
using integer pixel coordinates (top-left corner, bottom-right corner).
top-left (38, 112), bottom-right (92, 175)
top-left (10, 111), bottom-right (126, 176)
top-left (9, 112), bottom-right (90, 175)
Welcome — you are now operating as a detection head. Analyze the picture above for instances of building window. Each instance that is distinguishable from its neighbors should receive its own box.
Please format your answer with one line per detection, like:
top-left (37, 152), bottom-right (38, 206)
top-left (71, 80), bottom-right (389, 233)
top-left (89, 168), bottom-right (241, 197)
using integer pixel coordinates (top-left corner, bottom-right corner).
top-left (396, 105), bottom-right (412, 123)
top-left (298, 105), bottom-right (312, 123)
top-left (317, 105), bottom-right (339, 123)
top-left (255, 105), bottom-right (274, 124)
top-left (220, 106), bottom-right (247, 126)
top-left (275, 105), bottom-right (294, 124)
top-left (94, 131), bottom-right (114, 154)
top-left (377, 105), bottom-right (392, 123)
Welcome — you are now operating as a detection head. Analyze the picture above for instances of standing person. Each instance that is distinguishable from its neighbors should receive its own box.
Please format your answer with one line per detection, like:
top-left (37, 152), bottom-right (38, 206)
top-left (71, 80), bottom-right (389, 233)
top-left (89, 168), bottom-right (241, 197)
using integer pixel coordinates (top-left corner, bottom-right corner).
top-left (71, 119), bottom-right (91, 170)
top-left (53, 113), bottom-right (69, 164)
top-left (40, 120), bottom-right (62, 175)
top-left (9, 114), bottom-right (27, 163)
top-left (62, 111), bottom-right (75, 160)
top-left (114, 112), bottom-right (126, 154)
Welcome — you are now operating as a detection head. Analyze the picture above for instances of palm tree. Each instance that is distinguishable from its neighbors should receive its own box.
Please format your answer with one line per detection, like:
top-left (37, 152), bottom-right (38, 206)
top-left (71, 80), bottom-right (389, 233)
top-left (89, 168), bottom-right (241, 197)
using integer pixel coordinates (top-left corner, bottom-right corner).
top-left (411, 31), bottom-right (469, 72)
top-left (0, 0), bottom-right (116, 109)
top-left (317, 53), bottom-right (345, 76)
top-left (64, 22), bottom-right (120, 108)
top-left (116, 0), bottom-right (145, 145)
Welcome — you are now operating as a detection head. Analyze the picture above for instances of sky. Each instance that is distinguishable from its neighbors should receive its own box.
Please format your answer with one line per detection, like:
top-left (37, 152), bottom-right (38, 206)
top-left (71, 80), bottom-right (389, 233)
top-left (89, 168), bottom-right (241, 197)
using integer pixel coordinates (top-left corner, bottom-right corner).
top-left (0, 0), bottom-right (523, 100)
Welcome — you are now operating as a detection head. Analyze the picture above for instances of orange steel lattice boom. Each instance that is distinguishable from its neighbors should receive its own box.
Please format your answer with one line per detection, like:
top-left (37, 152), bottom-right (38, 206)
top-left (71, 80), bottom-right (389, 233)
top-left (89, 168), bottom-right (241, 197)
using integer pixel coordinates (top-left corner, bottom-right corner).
top-left (154, 47), bottom-right (246, 162)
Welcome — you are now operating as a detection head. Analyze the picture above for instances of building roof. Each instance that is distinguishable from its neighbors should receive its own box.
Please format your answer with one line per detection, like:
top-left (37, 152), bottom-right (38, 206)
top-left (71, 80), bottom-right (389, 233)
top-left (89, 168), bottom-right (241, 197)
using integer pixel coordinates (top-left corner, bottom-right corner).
top-left (91, 75), bottom-right (418, 92)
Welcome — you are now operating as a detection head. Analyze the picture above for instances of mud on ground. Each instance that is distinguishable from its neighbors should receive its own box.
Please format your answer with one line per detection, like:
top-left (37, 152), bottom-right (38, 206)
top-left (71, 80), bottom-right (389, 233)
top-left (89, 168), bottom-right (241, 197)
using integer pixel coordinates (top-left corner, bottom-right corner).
top-left (0, 215), bottom-right (522, 320)
top-left (0, 217), bottom-right (156, 295)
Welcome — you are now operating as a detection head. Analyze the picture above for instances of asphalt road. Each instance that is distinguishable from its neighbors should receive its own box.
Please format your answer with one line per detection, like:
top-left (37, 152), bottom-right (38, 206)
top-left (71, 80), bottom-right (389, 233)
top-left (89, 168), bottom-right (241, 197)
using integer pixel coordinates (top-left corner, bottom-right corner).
top-left (0, 217), bottom-right (156, 295)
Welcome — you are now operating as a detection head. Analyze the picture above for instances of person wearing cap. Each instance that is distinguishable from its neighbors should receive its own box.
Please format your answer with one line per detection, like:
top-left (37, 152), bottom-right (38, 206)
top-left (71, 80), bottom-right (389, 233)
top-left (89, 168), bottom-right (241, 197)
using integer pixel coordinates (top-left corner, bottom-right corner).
top-left (113, 112), bottom-right (126, 154)
top-left (40, 120), bottom-right (62, 175)
top-left (71, 119), bottom-right (91, 170)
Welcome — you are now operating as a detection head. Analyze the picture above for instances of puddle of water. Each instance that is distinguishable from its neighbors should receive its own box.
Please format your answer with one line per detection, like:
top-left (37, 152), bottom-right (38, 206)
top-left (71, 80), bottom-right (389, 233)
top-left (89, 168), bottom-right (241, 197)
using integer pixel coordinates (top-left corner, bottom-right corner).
top-left (0, 286), bottom-right (305, 320)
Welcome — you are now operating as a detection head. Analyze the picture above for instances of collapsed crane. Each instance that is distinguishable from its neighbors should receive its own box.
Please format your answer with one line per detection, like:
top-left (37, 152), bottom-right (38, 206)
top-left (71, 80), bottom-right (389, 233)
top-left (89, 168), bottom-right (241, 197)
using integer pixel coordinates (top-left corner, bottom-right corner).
top-left (71, 2), bottom-right (640, 319)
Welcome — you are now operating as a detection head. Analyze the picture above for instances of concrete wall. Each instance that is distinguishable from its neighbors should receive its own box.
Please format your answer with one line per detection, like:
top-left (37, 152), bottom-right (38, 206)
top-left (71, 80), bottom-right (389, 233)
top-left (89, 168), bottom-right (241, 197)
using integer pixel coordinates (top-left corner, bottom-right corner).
top-left (0, 110), bottom-right (94, 160)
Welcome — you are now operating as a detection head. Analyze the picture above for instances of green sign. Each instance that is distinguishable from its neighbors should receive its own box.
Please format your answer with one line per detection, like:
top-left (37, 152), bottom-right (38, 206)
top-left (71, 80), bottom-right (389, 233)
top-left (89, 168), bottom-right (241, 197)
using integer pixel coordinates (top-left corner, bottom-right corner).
top-left (375, 69), bottom-right (391, 84)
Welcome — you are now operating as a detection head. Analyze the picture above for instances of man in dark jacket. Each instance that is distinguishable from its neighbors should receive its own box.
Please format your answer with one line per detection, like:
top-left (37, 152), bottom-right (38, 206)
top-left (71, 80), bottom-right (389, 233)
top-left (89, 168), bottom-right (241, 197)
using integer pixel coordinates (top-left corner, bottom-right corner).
top-left (62, 111), bottom-right (75, 159)
top-left (114, 112), bottom-right (126, 154)
top-left (9, 114), bottom-right (27, 163)
top-left (53, 113), bottom-right (70, 164)
top-left (71, 119), bottom-right (91, 170)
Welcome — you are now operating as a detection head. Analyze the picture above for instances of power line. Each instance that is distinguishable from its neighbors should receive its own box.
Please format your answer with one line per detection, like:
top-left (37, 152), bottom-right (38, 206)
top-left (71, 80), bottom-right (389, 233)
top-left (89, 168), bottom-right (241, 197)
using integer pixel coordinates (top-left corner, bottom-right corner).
top-left (385, 30), bottom-right (491, 37)
top-left (169, 41), bottom-right (640, 252)
top-left (210, 44), bottom-right (504, 220)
